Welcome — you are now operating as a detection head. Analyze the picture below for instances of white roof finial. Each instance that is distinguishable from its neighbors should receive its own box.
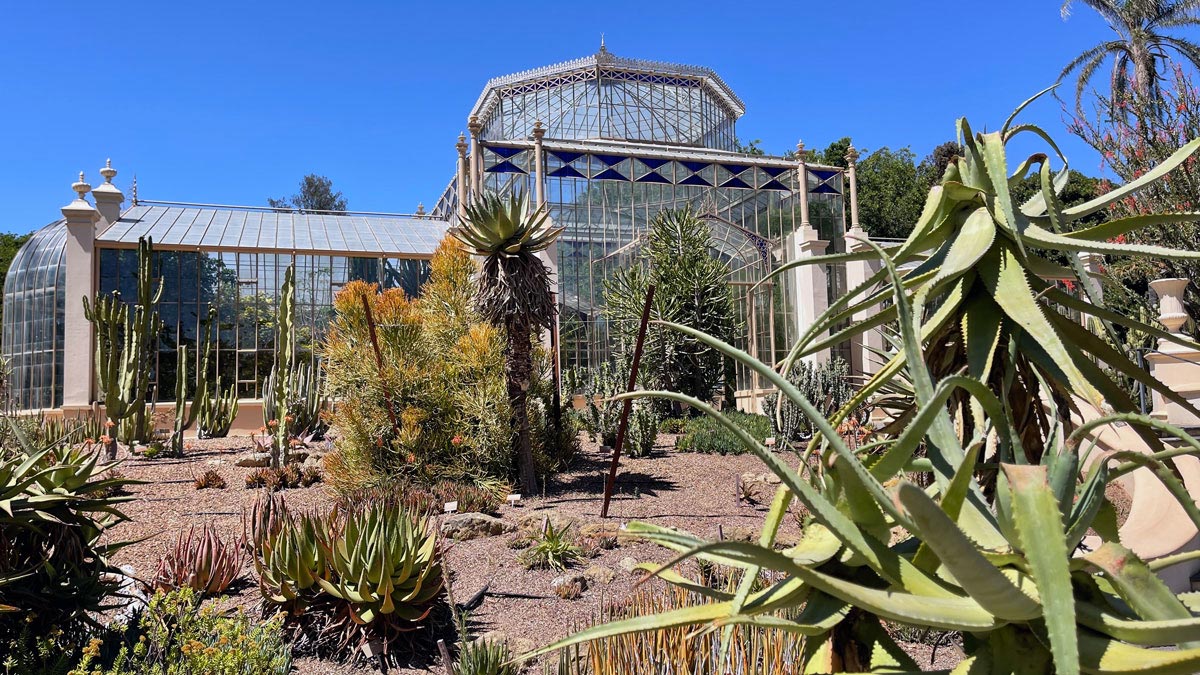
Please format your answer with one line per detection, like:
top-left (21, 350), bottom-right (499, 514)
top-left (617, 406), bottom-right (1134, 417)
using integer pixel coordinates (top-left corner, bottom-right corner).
top-left (72, 171), bottom-right (91, 200)
top-left (599, 33), bottom-right (607, 53)
top-left (100, 158), bottom-right (117, 184)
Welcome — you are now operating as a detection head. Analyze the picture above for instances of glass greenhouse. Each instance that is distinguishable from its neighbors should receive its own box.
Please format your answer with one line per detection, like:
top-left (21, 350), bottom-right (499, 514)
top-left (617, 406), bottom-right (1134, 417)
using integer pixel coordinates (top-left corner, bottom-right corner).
top-left (4, 47), bottom-right (861, 414)
top-left (3, 203), bottom-right (444, 411)
top-left (435, 46), bottom-right (851, 405)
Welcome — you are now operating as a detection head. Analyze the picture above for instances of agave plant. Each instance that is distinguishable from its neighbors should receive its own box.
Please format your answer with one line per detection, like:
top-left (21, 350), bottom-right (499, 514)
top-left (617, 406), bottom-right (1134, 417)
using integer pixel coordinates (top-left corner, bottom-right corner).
top-left (153, 522), bottom-right (243, 594)
top-left (526, 106), bottom-right (1200, 674)
top-left (0, 419), bottom-right (136, 636)
top-left (252, 492), bottom-right (443, 652)
top-left (452, 191), bottom-right (563, 493)
top-left (776, 88), bottom-right (1200, 463)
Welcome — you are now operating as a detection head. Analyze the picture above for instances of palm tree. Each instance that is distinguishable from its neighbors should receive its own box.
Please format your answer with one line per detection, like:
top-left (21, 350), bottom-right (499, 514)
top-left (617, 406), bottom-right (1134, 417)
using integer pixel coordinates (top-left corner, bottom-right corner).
top-left (452, 192), bottom-right (563, 493)
top-left (1060, 0), bottom-right (1200, 109)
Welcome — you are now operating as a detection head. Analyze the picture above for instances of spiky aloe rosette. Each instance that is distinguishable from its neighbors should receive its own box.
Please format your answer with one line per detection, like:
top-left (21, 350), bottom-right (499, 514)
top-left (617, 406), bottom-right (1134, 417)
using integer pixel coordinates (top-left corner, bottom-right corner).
top-left (527, 99), bottom-right (1200, 674)
top-left (252, 492), bottom-right (443, 654)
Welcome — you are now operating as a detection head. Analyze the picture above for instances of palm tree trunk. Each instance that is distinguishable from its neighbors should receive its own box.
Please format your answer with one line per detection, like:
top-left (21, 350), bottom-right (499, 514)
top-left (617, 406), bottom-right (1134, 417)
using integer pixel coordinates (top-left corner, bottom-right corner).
top-left (506, 317), bottom-right (537, 494)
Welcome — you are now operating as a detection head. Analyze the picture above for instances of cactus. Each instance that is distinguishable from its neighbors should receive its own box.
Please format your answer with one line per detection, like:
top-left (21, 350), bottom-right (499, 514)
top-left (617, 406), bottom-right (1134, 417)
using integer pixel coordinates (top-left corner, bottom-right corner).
top-left (198, 378), bottom-right (239, 439)
top-left (168, 309), bottom-right (216, 456)
top-left (196, 310), bottom-right (239, 439)
top-left (263, 264), bottom-right (297, 468)
top-left (83, 236), bottom-right (162, 459)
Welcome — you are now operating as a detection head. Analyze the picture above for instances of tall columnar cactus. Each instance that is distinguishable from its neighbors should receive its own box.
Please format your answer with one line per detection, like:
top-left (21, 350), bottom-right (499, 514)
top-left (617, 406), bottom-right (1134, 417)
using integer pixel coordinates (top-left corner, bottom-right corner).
top-left (191, 305), bottom-right (240, 439)
top-left (168, 310), bottom-right (215, 456)
top-left (198, 377), bottom-right (239, 439)
top-left (83, 237), bottom-right (162, 459)
top-left (263, 264), bottom-right (297, 468)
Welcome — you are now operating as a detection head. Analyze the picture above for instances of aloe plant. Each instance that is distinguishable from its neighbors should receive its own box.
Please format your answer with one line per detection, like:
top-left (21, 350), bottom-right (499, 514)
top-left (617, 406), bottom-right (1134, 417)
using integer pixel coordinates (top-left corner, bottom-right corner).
top-left (0, 418), bottom-right (136, 636)
top-left (153, 522), bottom-right (243, 594)
top-left (526, 104), bottom-right (1200, 674)
top-left (252, 491), bottom-right (443, 652)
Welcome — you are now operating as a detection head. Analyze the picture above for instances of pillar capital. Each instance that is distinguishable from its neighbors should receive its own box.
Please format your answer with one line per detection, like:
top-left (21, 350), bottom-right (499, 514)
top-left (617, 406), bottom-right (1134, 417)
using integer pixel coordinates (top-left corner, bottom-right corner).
top-left (455, 132), bottom-right (468, 158)
top-left (532, 119), bottom-right (545, 142)
top-left (62, 172), bottom-right (99, 223)
top-left (467, 115), bottom-right (482, 137)
top-left (845, 143), bottom-right (860, 166)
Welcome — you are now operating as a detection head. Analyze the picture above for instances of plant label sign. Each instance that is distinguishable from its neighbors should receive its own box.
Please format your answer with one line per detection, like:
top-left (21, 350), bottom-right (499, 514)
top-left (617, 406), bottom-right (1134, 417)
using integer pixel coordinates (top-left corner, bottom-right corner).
top-left (765, 437), bottom-right (777, 448)
top-left (507, 493), bottom-right (522, 507)
top-left (444, 501), bottom-right (458, 513)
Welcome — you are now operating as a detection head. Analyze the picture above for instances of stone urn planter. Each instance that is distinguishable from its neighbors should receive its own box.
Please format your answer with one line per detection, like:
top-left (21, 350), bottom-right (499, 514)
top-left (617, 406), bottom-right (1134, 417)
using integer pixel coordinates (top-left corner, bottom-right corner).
top-left (1150, 277), bottom-right (1190, 335)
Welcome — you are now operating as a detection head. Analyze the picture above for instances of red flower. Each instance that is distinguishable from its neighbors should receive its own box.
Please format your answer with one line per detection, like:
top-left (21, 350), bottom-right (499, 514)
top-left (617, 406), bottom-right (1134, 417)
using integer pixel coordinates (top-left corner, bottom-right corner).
top-left (451, 435), bottom-right (463, 446)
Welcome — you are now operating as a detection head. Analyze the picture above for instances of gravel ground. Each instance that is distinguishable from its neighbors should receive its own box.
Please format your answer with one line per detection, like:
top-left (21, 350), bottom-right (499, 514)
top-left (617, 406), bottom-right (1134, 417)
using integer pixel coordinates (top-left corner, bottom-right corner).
top-left (107, 433), bottom-right (953, 674)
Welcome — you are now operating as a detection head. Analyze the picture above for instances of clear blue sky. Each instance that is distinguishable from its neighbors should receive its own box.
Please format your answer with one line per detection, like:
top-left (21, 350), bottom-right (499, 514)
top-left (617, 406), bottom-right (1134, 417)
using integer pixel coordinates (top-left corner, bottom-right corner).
top-left (0, 1), bottom-right (1118, 234)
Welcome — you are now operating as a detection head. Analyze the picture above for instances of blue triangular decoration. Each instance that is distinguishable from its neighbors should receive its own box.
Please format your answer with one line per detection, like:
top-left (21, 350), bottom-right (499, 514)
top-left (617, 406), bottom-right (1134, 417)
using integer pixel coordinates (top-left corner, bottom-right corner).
top-left (720, 176), bottom-right (752, 189)
top-left (549, 165), bottom-right (587, 178)
top-left (488, 146), bottom-right (524, 158)
top-left (592, 168), bottom-right (628, 181)
top-left (762, 165), bottom-right (790, 177)
top-left (637, 157), bottom-right (669, 169)
top-left (679, 174), bottom-right (711, 187)
top-left (549, 150), bottom-right (584, 164)
top-left (680, 161), bottom-right (709, 173)
top-left (592, 154), bottom-right (626, 167)
top-left (636, 171), bottom-right (670, 184)
top-left (761, 179), bottom-right (791, 191)
top-left (808, 168), bottom-right (840, 182)
top-left (721, 164), bottom-right (751, 175)
top-left (811, 182), bottom-right (841, 194)
top-left (485, 160), bottom-right (527, 174)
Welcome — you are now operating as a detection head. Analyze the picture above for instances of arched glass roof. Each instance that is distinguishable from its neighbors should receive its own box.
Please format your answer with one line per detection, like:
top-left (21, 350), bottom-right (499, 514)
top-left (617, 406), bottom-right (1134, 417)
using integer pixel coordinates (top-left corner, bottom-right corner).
top-left (2, 220), bottom-right (66, 410)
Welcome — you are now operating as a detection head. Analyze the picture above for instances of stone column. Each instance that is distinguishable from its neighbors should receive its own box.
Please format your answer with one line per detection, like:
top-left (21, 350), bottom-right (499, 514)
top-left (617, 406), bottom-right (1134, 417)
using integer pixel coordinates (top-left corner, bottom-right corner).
top-left (61, 173), bottom-right (100, 410)
top-left (792, 226), bottom-right (830, 365)
top-left (532, 120), bottom-right (546, 209)
top-left (92, 159), bottom-right (124, 233)
top-left (845, 143), bottom-right (861, 232)
top-left (468, 115), bottom-right (484, 197)
top-left (455, 133), bottom-right (469, 221)
top-left (1146, 278), bottom-right (1199, 426)
top-left (796, 140), bottom-right (811, 231)
top-left (842, 144), bottom-right (883, 376)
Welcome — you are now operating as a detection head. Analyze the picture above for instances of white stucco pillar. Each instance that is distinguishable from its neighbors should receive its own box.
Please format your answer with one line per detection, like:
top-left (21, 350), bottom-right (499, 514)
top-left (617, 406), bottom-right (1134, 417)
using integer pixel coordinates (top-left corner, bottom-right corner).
top-left (791, 225), bottom-right (830, 365)
top-left (61, 173), bottom-right (100, 409)
top-left (842, 144), bottom-right (883, 376)
top-left (1146, 278), bottom-right (1200, 427)
top-left (92, 159), bottom-right (124, 234)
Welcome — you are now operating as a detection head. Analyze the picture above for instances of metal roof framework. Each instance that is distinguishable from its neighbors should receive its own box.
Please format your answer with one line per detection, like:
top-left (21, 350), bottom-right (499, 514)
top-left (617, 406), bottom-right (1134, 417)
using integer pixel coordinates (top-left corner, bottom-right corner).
top-left (98, 204), bottom-right (449, 259)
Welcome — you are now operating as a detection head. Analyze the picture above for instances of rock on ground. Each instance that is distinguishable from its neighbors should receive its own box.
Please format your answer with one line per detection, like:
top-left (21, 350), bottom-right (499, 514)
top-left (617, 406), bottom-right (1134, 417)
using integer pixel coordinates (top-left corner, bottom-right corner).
top-left (441, 512), bottom-right (514, 541)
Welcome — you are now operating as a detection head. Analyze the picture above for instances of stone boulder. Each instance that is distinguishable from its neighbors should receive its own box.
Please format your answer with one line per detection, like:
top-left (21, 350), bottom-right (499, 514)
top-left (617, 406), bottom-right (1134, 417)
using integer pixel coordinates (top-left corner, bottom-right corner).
top-left (441, 513), bottom-right (513, 541)
top-left (234, 452), bottom-right (272, 468)
top-left (517, 509), bottom-right (579, 535)
top-left (583, 565), bottom-right (615, 585)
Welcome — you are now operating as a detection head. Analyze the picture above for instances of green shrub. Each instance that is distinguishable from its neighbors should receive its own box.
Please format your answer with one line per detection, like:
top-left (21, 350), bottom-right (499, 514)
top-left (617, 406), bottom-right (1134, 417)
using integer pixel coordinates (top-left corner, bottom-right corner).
top-left (518, 521), bottom-right (581, 572)
top-left (761, 357), bottom-right (854, 442)
top-left (324, 237), bottom-right (568, 490)
top-left (674, 411), bottom-right (770, 455)
top-left (0, 423), bottom-right (135, 648)
top-left (252, 491), bottom-right (443, 655)
top-left (454, 638), bottom-right (518, 675)
top-left (625, 403), bottom-right (660, 458)
top-left (72, 588), bottom-right (292, 675)
top-left (603, 207), bottom-right (738, 403)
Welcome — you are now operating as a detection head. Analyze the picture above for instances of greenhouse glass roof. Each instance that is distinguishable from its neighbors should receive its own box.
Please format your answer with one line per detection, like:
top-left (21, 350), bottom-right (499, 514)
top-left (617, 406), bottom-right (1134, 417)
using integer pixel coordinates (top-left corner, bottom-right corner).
top-left (98, 204), bottom-right (448, 257)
